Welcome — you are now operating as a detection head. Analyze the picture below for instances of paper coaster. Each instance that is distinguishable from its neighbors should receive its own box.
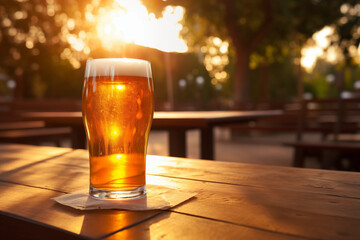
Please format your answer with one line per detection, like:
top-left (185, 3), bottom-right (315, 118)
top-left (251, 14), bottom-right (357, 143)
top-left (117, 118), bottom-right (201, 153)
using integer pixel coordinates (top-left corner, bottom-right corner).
top-left (53, 185), bottom-right (197, 211)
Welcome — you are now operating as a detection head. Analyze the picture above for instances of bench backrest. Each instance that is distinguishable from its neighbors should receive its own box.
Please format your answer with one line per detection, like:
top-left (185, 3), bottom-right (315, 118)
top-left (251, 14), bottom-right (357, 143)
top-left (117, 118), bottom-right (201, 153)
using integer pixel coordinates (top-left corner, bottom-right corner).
top-left (296, 98), bottom-right (360, 141)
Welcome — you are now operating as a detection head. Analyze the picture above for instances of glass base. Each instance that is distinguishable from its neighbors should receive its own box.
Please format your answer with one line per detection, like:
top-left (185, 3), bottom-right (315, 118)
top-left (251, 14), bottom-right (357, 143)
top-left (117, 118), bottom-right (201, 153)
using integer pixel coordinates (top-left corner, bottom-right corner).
top-left (89, 185), bottom-right (146, 200)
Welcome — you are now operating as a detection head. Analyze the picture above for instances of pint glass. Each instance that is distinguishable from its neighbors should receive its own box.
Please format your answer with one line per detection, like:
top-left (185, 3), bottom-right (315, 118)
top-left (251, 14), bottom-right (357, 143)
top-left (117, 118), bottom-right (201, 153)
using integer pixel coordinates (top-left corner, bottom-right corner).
top-left (82, 58), bottom-right (153, 199)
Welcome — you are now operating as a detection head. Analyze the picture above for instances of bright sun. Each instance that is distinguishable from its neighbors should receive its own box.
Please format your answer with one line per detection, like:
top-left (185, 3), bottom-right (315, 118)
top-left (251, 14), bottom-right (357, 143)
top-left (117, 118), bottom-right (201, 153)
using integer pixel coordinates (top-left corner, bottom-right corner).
top-left (95, 0), bottom-right (188, 53)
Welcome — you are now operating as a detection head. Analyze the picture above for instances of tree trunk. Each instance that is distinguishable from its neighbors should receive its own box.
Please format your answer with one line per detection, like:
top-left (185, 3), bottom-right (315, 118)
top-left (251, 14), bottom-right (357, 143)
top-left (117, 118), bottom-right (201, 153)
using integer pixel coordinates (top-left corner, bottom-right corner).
top-left (233, 51), bottom-right (250, 109)
top-left (259, 63), bottom-right (269, 103)
top-left (14, 73), bottom-right (24, 100)
top-left (223, 0), bottom-right (273, 109)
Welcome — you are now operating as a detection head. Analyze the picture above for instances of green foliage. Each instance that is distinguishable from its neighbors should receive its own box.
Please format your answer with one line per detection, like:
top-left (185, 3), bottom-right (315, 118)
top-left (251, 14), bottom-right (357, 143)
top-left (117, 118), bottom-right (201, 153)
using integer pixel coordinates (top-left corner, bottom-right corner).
top-left (259, 56), bottom-right (298, 102)
top-left (165, 0), bottom-right (345, 64)
top-left (0, 0), bottom-right (86, 99)
top-left (173, 53), bottom-right (214, 107)
top-left (1, 0), bottom-right (358, 103)
top-left (144, 0), bottom-right (351, 105)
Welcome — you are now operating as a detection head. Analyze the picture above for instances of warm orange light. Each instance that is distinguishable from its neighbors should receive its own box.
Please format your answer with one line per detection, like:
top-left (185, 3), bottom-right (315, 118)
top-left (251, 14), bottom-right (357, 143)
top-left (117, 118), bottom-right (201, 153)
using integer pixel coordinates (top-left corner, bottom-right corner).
top-left (301, 26), bottom-right (339, 72)
top-left (301, 47), bottom-right (323, 72)
top-left (111, 126), bottom-right (121, 138)
top-left (93, 0), bottom-right (188, 53)
top-left (59, 0), bottom-right (188, 69)
top-left (202, 36), bottom-right (230, 85)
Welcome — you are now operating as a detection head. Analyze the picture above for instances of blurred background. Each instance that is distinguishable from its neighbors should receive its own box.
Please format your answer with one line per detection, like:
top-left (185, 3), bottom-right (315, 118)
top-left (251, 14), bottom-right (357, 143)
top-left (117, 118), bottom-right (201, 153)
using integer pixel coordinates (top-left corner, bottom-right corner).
top-left (1, 0), bottom-right (360, 169)
top-left (1, 0), bottom-right (359, 109)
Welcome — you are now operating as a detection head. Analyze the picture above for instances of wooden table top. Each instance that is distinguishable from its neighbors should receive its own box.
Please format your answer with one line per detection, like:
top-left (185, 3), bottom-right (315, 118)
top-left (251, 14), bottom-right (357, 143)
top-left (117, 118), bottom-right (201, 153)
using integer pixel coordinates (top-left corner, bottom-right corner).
top-left (20, 110), bottom-right (283, 128)
top-left (152, 110), bottom-right (283, 128)
top-left (0, 144), bottom-right (360, 239)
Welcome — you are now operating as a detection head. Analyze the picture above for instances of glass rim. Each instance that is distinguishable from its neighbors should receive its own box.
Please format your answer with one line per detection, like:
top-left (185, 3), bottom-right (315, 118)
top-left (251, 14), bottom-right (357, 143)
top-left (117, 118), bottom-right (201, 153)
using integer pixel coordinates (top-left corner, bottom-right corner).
top-left (86, 58), bottom-right (150, 65)
top-left (84, 58), bottom-right (152, 78)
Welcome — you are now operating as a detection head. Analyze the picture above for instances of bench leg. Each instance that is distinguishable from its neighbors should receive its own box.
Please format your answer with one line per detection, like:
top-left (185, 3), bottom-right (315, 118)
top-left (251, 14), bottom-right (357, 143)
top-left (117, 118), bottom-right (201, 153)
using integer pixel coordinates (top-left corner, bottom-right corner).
top-left (293, 147), bottom-right (305, 167)
top-left (200, 128), bottom-right (214, 160)
top-left (169, 129), bottom-right (186, 158)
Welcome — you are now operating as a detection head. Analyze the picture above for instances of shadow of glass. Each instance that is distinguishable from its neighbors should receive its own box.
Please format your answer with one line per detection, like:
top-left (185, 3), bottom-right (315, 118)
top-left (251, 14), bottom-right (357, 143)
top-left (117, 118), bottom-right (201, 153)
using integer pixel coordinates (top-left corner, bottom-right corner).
top-left (102, 211), bottom-right (171, 240)
top-left (79, 195), bottom-right (162, 239)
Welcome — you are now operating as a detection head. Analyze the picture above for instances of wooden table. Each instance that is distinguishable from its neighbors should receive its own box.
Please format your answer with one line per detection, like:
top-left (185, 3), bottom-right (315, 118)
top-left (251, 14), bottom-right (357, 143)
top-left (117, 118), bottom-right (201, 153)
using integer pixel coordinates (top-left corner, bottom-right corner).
top-left (1, 144), bottom-right (359, 239)
top-left (20, 110), bottom-right (282, 160)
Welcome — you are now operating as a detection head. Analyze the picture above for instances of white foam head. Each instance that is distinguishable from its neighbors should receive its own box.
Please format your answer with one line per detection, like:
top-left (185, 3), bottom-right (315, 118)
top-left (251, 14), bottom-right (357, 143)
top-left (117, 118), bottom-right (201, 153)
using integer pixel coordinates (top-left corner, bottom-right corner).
top-left (84, 58), bottom-right (152, 78)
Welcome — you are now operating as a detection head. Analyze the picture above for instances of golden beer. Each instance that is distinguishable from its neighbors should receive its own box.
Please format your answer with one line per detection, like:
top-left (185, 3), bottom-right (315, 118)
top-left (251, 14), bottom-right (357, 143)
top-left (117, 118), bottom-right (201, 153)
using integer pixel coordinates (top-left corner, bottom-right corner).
top-left (82, 59), bottom-right (153, 199)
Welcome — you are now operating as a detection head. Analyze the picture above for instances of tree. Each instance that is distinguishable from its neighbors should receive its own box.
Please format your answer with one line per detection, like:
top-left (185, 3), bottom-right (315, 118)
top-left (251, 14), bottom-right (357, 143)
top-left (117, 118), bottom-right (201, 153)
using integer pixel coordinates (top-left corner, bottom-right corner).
top-left (300, 2), bottom-right (360, 98)
top-left (0, 0), bottom-right (89, 99)
top-left (332, 2), bottom-right (360, 65)
top-left (2, 0), bottom-right (356, 103)
top-left (144, 0), bottom-right (348, 108)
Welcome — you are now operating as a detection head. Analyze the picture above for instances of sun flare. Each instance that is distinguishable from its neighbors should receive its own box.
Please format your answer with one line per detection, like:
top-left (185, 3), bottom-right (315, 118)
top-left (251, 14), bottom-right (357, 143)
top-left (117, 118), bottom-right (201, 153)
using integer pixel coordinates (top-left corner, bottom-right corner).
top-left (95, 0), bottom-right (188, 53)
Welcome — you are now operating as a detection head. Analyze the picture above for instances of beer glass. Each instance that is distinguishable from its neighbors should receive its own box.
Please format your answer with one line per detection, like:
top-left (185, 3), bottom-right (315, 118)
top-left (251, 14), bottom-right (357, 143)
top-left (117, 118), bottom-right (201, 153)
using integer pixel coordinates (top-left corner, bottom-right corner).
top-left (82, 58), bottom-right (154, 199)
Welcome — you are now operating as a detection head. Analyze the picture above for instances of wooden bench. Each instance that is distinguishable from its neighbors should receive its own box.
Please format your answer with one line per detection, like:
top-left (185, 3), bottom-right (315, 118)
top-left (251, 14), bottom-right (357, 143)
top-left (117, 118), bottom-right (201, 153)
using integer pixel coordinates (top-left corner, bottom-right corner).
top-left (0, 100), bottom-right (81, 147)
top-left (222, 109), bottom-right (299, 140)
top-left (0, 121), bottom-right (45, 130)
top-left (9, 99), bottom-right (82, 112)
top-left (290, 141), bottom-right (360, 170)
top-left (0, 127), bottom-right (72, 146)
top-left (286, 98), bottom-right (360, 170)
top-left (221, 100), bottom-right (336, 136)
top-left (225, 112), bottom-right (298, 132)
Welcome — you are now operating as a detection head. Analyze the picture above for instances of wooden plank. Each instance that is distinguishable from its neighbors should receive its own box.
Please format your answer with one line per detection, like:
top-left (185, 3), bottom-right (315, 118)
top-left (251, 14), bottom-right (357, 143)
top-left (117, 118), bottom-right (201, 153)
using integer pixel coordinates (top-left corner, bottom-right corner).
top-left (1, 150), bottom-right (360, 240)
top-left (20, 112), bottom-right (83, 125)
top-left (2, 148), bottom-right (359, 199)
top-left (0, 121), bottom-right (45, 130)
top-left (11, 99), bottom-right (82, 112)
top-left (287, 141), bottom-right (360, 150)
top-left (152, 110), bottom-right (282, 128)
top-left (0, 127), bottom-right (71, 139)
top-left (0, 182), bottom-right (162, 240)
top-left (146, 175), bottom-right (360, 219)
top-left (105, 212), bottom-right (306, 240)
top-left (44, 149), bottom-right (360, 187)
top-left (2, 174), bottom-right (359, 240)
top-left (0, 151), bottom-right (89, 193)
top-left (1, 146), bottom-right (360, 239)
top-left (0, 144), bottom-right (72, 173)
top-left (145, 155), bottom-right (360, 198)
top-left (146, 176), bottom-right (360, 240)
top-left (4, 156), bottom-right (359, 223)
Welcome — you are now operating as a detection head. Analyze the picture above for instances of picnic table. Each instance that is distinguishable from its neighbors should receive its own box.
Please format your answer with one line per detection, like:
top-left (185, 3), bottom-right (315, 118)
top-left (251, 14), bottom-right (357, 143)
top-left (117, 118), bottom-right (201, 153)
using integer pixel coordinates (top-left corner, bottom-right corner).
top-left (0, 144), bottom-right (359, 239)
top-left (20, 110), bottom-right (282, 160)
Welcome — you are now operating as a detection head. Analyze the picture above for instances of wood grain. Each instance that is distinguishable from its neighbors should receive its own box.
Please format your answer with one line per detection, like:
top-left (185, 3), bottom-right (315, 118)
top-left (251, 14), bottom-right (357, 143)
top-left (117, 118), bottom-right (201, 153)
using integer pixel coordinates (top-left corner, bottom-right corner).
top-left (146, 175), bottom-right (360, 240)
top-left (0, 144), bottom-right (72, 173)
top-left (1, 144), bottom-right (360, 240)
top-left (105, 212), bottom-right (306, 240)
top-left (0, 182), bottom-right (162, 239)
top-left (146, 155), bottom-right (360, 198)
